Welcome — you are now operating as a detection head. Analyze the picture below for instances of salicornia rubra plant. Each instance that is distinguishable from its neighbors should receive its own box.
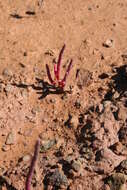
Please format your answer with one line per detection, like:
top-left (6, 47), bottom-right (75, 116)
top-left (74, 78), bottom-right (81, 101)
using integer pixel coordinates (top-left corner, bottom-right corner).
top-left (46, 44), bottom-right (73, 89)
top-left (25, 139), bottom-right (40, 190)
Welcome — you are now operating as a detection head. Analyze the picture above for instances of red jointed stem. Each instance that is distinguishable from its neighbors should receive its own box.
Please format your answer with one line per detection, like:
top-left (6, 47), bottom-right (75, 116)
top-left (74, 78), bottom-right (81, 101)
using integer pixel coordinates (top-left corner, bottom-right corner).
top-left (46, 64), bottom-right (55, 85)
top-left (25, 140), bottom-right (40, 190)
top-left (56, 44), bottom-right (66, 80)
top-left (54, 63), bottom-right (57, 80)
top-left (60, 59), bottom-right (73, 87)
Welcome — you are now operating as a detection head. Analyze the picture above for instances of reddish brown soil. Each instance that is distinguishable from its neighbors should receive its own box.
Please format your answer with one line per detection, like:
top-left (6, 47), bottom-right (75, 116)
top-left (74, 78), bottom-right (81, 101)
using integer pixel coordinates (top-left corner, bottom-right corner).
top-left (0, 0), bottom-right (127, 190)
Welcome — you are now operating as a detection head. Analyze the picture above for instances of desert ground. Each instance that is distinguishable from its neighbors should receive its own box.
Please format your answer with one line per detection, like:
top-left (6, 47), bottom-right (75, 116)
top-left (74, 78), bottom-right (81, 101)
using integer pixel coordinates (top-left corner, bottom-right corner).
top-left (0, 0), bottom-right (127, 189)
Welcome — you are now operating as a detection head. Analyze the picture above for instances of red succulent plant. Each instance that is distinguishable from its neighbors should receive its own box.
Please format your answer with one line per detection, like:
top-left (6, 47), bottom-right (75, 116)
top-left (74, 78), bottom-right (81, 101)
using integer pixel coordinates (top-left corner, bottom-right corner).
top-left (46, 44), bottom-right (73, 89)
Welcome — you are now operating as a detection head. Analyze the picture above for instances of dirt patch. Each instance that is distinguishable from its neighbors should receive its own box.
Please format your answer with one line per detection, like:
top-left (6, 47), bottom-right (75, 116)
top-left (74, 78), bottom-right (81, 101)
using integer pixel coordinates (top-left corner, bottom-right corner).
top-left (0, 0), bottom-right (127, 189)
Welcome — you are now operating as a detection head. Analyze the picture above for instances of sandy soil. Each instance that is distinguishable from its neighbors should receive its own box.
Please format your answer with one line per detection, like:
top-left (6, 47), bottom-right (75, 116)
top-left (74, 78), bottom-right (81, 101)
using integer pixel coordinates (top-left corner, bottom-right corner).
top-left (0, 0), bottom-right (127, 189)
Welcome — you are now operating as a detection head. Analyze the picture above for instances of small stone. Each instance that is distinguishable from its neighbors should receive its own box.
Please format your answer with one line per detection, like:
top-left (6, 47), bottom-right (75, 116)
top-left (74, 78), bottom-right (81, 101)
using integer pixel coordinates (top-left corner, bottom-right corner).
top-left (65, 156), bottom-right (73, 163)
top-left (107, 173), bottom-right (127, 190)
top-left (76, 69), bottom-right (92, 89)
top-left (103, 39), bottom-right (114, 48)
top-left (103, 100), bottom-right (111, 108)
top-left (96, 104), bottom-right (104, 113)
top-left (71, 160), bottom-right (81, 172)
top-left (40, 139), bottom-right (56, 152)
top-left (70, 115), bottom-right (79, 129)
top-left (4, 84), bottom-right (13, 93)
top-left (74, 99), bottom-right (81, 109)
top-left (81, 147), bottom-right (93, 160)
top-left (2, 145), bottom-right (10, 151)
top-left (113, 91), bottom-right (120, 99)
top-left (49, 98), bottom-right (56, 103)
top-left (46, 169), bottom-right (68, 188)
top-left (2, 68), bottom-right (13, 78)
top-left (77, 157), bottom-right (86, 164)
top-left (121, 160), bottom-right (127, 170)
top-left (23, 154), bottom-right (31, 162)
top-left (5, 131), bottom-right (16, 145)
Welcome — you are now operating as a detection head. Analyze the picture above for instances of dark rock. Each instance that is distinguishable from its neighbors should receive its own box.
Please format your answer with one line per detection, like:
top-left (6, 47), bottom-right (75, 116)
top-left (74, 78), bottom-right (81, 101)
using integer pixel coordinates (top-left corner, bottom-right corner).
top-left (45, 169), bottom-right (68, 188)
top-left (40, 139), bottom-right (56, 152)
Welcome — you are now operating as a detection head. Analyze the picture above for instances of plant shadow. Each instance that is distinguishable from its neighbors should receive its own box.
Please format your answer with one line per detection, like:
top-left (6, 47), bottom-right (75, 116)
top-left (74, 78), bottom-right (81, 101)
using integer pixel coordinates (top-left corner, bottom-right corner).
top-left (0, 176), bottom-right (17, 190)
top-left (35, 78), bottom-right (71, 99)
top-left (111, 65), bottom-right (127, 94)
top-left (12, 78), bottom-right (71, 99)
top-left (104, 64), bottom-right (127, 101)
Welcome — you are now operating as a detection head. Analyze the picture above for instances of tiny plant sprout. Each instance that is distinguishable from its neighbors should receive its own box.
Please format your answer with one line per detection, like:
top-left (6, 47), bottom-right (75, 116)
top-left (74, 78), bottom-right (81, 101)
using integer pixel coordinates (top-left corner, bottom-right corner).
top-left (46, 44), bottom-right (73, 89)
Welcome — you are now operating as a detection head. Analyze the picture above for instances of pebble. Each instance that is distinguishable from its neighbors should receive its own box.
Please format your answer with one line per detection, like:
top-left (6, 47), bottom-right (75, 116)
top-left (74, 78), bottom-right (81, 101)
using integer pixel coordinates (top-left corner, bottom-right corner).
top-left (40, 139), bottom-right (56, 152)
top-left (81, 147), bottom-right (93, 160)
top-left (71, 160), bottom-right (81, 172)
top-left (107, 173), bottom-right (127, 190)
top-left (47, 169), bottom-right (68, 188)
top-left (103, 39), bottom-right (114, 48)
top-left (23, 154), bottom-right (31, 162)
top-left (5, 131), bottom-right (16, 145)
top-left (2, 144), bottom-right (10, 151)
top-left (70, 115), bottom-right (79, 129)
top-left (103, 100), bottom-right (111, 108)
top-left (4, 84), bottom-right (13, 93)
top-left (121, 160), bottom-right (127, 170)
top-left (2, 68), bottom-right (13, 78)
top-left (113, 91), bottom-right (120, 99)
top-left (65, 156), bottom-right (73, 163)
top-left (49, 98), bottom-right (56, 104)
top-left (74, 99), bottom-right (81, 109)
top-left (96, 104), bottom-right (104, 113)
top-left (76, 69), bottom-right (92, 89)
